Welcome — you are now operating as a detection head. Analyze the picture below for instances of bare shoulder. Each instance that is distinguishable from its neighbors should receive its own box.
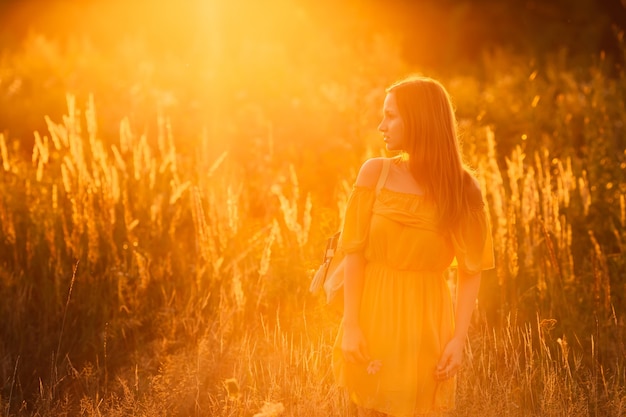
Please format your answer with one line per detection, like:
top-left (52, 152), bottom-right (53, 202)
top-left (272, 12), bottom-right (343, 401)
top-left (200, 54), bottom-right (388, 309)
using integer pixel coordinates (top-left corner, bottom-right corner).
top-left (463, 171), bottom-right (485, 208)
top-left (354, 157), bottom-right (391, 188)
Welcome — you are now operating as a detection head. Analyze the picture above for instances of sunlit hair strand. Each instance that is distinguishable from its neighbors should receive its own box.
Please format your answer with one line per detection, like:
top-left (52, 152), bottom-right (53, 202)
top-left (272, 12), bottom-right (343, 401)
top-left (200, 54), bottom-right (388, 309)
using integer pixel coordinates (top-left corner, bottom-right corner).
top-left (387, 75), bottom-right (473, 230)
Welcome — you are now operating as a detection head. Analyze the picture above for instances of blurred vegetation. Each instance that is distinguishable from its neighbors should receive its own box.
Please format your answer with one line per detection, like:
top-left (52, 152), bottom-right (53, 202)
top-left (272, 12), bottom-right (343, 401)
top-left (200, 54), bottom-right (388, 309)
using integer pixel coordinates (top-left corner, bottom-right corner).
top-left (0, 0), bottom-right (625, 415)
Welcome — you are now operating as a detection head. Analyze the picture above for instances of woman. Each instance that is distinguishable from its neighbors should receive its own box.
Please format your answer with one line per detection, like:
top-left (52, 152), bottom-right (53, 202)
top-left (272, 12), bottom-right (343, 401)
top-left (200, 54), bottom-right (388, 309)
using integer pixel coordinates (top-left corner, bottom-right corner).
top-left (333, 76), bottom-right (494, 416)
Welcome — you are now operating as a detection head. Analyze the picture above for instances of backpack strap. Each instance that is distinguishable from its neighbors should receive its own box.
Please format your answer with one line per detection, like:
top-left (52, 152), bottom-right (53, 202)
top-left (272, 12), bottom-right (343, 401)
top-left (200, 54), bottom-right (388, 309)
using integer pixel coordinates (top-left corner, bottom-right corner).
top-left (375, 158), bottom-right (391, 196)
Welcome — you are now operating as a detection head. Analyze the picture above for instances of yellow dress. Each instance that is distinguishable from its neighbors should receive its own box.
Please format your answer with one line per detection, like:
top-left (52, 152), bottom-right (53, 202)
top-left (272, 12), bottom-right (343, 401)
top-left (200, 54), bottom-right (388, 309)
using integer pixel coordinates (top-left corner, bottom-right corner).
top-left (332, 183), bottom-right (495, 416)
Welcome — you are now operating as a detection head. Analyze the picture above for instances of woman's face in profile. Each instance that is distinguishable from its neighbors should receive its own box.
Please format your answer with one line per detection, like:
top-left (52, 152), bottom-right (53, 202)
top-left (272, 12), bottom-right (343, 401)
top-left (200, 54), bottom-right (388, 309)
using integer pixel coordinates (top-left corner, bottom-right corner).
top-left (378, 93), bottom-right (405, 151)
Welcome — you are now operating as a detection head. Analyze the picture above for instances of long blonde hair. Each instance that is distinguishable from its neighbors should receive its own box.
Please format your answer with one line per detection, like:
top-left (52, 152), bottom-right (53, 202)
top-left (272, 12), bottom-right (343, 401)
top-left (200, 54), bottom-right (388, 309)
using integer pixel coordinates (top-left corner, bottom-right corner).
top-left (387, 76), bottom-right (471, 230)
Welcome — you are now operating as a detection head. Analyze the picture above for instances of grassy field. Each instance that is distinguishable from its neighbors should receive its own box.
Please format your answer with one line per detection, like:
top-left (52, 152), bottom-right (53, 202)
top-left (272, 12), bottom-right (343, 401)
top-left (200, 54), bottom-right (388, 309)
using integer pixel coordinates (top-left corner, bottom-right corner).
top-left (0, 17), bottom-right (625, 417)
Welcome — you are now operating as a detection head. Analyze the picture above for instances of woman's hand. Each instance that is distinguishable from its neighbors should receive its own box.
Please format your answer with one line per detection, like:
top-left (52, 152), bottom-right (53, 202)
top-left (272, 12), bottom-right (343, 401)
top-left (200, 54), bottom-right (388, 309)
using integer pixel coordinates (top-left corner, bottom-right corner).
top-left (435, 336), bottom-right (464, 381)
top-left (342, 323), bottom-right (370, 364)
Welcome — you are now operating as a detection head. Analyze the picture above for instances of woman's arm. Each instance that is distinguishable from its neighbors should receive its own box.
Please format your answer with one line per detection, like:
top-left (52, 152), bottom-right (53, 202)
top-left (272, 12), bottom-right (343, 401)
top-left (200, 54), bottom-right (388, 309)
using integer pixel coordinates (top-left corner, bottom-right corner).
top-left (436, 175), bottom-right (492, 380)
top-left (340, 158), bottom-right (385, 365)
top-left (452, 269), bottom-right (482, 341)
top-left (435, 269), bottom-right (481, 381)
top-left (341, 251), bottom-right (370, 364)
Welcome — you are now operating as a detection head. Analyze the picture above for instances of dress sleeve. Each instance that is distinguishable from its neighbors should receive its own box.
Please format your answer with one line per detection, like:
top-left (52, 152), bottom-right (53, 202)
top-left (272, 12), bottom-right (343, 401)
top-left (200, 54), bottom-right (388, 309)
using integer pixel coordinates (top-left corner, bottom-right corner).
top-left (338, 186), bottom-right (376, 254)
top-left (450, 195), bottom-right (495, 275)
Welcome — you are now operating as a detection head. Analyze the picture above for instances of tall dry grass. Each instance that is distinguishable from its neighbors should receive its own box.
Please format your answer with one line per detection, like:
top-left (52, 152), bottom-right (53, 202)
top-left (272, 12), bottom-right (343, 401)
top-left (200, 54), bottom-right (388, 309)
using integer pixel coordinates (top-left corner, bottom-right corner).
top-left (0, 32), bottom-right (625, 417)
top-left (0, 93), bottom-right (624, 416)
